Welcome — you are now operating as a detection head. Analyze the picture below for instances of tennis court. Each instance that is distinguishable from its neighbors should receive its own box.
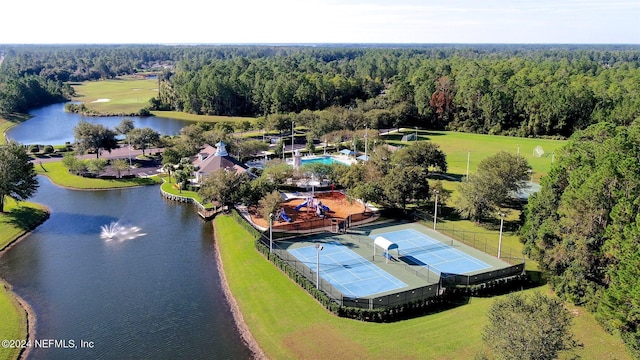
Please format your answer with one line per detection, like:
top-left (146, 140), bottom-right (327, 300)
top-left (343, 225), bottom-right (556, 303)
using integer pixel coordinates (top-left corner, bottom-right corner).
top-left (288, 241), bottom-right (407, 298)
top-left (371, 228), bottom-right (491, 275)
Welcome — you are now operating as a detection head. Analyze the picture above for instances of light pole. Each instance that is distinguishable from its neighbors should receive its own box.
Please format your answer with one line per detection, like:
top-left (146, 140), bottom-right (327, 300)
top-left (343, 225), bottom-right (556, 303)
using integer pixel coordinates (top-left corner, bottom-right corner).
top-left (127, 135), bottom-right (132, 167)
top-left (315, 243), bottom-right (323, 289)
top-left (291, 120), bottom-right (295, 159)
top-left (364, 125), bottom-right (368, 161)
top-left (466, 150), bottom-right (470, 181)
top-left (269, 212), bottom-right (274, 254)
top-left (433, 189), bottom-right (439, 230)
top-left (282, 142), bottom-right (285, 160)
top-left (415, 126), bottom-right (418, 141)
top-left (498, 213), bottom-right (505, 258)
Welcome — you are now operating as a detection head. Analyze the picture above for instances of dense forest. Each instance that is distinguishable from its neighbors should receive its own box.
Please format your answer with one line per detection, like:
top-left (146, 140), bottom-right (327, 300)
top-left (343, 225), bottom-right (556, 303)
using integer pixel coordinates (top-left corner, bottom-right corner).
top-left (2, 44), bottom-right (640, 138)
top-left (521, 121), bottom-right (640, 358)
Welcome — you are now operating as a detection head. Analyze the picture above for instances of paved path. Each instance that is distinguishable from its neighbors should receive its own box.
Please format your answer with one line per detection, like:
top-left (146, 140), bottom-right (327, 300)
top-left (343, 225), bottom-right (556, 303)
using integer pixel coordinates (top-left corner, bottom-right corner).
top-left (31, 147), bottom-right (164, 163)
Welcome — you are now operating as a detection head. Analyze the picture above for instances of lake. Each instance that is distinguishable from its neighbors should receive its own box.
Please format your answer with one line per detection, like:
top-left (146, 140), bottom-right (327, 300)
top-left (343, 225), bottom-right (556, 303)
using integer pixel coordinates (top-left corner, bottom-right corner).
top-left (6, 103), bottom-right (193, 145)
top-left (0, 178), bottom-right (253, 359)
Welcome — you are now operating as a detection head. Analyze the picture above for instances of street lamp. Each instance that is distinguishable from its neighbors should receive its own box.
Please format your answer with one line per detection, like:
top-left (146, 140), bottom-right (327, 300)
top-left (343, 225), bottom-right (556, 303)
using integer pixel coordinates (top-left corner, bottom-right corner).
top-left (315, 243), bottom-right (323, 289)
top-left (415, 126), bottom-right (418, 141)
top-left (291, 120), bottom-right (295, 159)
top-left (282, 142), bottom-right (285, 160)
top-left (433, 189), bottom-right (439, 230)
top-left (364, 125), bottom-right (368, 161)
top-left (269, 212), bottom-right (274, 254)
top-left (127, 134), bottom-right (132, 167)
top-left (466, 150), bottom-right (470, 181)
top-left (498, 212), bottom-right (505, 258)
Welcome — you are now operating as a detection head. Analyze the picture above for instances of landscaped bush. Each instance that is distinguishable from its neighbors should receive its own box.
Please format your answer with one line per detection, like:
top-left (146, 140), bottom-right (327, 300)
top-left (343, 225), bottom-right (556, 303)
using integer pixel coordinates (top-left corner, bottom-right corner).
top-left (29, 144), bottom-right (40, 153)
top-left (43, 145), bottom-right (54, 154)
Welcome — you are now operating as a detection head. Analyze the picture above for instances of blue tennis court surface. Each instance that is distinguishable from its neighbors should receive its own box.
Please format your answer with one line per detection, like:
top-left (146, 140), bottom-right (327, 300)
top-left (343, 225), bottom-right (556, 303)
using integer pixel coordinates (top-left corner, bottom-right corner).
top-left (288, 242), bottom-right (407, 297)
top-left (371, 229), bottom-right (490, 274)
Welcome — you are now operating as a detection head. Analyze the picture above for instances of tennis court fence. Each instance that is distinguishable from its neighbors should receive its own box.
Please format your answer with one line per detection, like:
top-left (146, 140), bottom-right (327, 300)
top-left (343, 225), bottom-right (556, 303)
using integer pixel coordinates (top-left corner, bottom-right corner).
top-left (259, 235), bottom-right (442, 309)
top-left (415, 211), bottom-right (525, 265)
top-left (441, 263), bottom-right (525, 286)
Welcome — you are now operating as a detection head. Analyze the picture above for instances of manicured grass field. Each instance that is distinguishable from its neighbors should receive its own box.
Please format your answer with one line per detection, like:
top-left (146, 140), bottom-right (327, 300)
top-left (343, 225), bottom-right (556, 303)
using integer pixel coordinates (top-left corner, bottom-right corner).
top-left (71, 77), bottom-right (160, 114)
top-left (390, 129), bottom-right (567, 181)
top-left (35, 161), bottom-right (162, 189)
top-left (70, 77), bottom-right (257, 124)
top-left (0, 198), bottom-right (49, 360)
top-left (151, 110), bottom-right (255, 124)
top-left (215, 215), bottom-right (631, 360)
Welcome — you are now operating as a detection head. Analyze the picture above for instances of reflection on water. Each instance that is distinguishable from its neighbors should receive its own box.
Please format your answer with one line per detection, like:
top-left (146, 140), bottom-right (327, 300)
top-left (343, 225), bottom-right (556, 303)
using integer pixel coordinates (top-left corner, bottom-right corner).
top-left (0, 178), bottom-right (252, 359)
top-left (6, 103), bottom-right (193, 145)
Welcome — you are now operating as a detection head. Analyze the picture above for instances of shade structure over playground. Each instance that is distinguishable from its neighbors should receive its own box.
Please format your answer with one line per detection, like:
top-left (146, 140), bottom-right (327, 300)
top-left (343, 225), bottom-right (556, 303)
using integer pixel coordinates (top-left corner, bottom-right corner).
top-left (373, 236), bottom-right (399, 263)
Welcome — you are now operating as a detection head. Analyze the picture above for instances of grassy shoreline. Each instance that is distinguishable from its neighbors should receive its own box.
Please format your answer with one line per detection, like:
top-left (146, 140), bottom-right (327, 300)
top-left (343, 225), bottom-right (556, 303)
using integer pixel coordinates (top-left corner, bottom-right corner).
top-left (0, 113), bottom-right (32, 145)
top-left (0, 199), bottom-right (50, 360)
top-left (35, 161), bottom-right (162, 189)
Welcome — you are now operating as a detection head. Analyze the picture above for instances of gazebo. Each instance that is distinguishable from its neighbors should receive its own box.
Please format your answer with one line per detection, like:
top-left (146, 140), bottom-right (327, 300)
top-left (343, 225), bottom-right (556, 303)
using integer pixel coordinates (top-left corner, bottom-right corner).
top-left (373, 236), bottom-right (399, 263)
top-left (339, 149), bottom-right (356, 157)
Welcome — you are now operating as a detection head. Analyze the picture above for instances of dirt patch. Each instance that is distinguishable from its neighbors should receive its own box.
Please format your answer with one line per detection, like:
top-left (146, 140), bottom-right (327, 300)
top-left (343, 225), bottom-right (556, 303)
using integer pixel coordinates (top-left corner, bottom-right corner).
top-left (250, 192), bottom-right (368, 229)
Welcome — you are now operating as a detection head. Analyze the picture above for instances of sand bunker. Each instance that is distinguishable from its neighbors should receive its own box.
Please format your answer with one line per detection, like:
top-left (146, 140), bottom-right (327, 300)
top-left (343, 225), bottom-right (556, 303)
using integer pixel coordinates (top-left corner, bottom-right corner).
top-left (92, 98), bottom-right (111, 103)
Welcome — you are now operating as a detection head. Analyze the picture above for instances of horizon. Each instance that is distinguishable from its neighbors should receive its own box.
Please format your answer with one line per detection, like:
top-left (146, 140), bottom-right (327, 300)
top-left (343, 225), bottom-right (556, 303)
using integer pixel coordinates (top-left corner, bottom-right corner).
top-left (2, 1), bottom-right (638, 45)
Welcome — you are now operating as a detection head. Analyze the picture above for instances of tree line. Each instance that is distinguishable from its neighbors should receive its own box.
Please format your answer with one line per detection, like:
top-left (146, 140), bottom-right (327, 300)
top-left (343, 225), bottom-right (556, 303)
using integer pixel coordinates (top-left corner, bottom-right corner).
top-left (2, 44), bottom-right (640, 139)
top-left (521, 121), bottom-right (640, 358)
top-left (158, 46), bottom-right (640, 138)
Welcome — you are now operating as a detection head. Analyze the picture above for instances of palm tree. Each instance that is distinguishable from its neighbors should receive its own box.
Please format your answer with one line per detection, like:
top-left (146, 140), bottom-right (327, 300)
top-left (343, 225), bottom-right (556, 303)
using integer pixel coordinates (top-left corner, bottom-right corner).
top-left (162, 163), bottom-right (175, 183)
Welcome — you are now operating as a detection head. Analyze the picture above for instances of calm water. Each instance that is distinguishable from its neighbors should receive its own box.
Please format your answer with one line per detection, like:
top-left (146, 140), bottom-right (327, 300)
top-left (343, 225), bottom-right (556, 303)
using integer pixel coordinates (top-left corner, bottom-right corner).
top-left (6, 103), bottom-right (193, 145)
top-left (0, 178), bottom-right (252, 360)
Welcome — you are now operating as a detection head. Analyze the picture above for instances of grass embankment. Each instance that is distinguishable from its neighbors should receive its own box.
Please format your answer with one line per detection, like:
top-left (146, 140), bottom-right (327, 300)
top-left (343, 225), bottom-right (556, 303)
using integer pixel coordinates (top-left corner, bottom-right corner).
top-left (0, 113), bottom-right (31, 145)
top-left (0, 198), bottom-right (49, 360)
top-left (215, 215), bottom-right (630, 360)
top-left (71, 77), bottom-right (256, 124)
top-left (160, 180), bottom-right (213, 208)
top-left (35, 161), bottom-right (162, 189)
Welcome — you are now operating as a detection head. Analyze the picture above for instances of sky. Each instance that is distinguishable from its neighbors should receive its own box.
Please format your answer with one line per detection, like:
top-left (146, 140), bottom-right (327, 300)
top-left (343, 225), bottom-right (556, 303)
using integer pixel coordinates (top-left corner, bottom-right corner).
top-left (2, 0), bottom-right (639, 44)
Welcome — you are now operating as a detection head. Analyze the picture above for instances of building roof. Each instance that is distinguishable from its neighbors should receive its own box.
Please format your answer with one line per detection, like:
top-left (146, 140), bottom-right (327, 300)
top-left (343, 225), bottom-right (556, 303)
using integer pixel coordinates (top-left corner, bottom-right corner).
top-left (193, 143), bottom-right (249, 177)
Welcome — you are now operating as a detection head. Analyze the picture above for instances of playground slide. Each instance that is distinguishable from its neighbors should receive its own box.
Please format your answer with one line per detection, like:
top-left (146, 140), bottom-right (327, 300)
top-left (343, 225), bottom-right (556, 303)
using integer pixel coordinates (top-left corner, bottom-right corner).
top-left (294, 201), bottom-right (308, 211)
top-left (320, 204), bottom-right (330, 212)
top-left (280, 212), bottom-right (293, 223)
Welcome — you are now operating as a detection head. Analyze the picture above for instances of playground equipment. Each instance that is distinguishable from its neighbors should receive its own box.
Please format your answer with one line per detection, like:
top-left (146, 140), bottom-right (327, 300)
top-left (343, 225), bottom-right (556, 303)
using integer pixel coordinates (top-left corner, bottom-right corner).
top-left (277, 208), bottom-right (293, 223)
top-left (294, 197), bottom-right (331, 215)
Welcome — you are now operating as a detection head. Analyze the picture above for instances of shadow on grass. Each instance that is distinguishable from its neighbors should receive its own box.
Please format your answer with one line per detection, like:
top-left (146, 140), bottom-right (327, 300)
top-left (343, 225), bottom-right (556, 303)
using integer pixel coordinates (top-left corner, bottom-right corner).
top-left (4, 205), bottom-right (50, 232)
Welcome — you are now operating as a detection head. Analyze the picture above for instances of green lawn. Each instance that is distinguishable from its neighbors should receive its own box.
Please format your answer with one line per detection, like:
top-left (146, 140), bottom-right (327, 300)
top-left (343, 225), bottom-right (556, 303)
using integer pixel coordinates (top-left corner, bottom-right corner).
top-left (389, 129), bottom-right (567, 182)
top-left (0, 113), bottom-right (31, 145)
top-left (215, 215), bottom-right (631, 360)
top-left (0, 198), bottom-right (49, 360)
top-left (160, 180), bottom-right (213, 207)
top-left (71, 77), bottom-right (159, 115)
top-left (70, 77), bottom-right (257, 124)
top-left (35, 161), bottom-right (162, 189)
top-left (151, 110), bottom-right (255, 124)
top-left (0, 283), bottom-right (26, 360)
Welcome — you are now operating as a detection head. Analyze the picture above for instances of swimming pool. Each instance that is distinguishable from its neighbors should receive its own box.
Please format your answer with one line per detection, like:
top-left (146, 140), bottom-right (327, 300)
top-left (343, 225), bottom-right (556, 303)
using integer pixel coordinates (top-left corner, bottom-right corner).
top-left (301, 156), bottom-right (352, 166)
